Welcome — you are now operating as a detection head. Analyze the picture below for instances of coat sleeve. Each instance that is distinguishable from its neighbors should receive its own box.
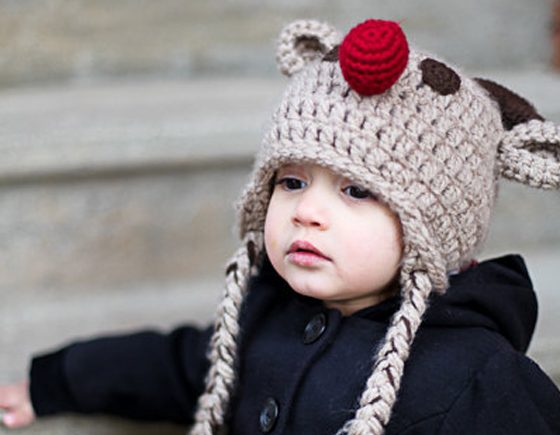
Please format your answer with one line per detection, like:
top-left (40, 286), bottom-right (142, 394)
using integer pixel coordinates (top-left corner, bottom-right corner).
top-left (29, 325), bottom-right (213, 424)
top-left (435, 352), bottom-right (560, 435)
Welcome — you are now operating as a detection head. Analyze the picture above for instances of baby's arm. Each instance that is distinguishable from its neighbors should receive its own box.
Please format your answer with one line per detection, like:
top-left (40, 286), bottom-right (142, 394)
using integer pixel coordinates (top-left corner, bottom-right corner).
top-left (0, 381), bottom-right (35, 428)
top-left (3, 325), bottom-right (212, 427)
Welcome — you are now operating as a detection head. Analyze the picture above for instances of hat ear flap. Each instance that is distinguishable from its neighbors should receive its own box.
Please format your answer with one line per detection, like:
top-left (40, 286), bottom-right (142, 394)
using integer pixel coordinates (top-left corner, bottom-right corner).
top-left (474, 78), bottom-right (560, 189)
top-left (499, 119), bottom-right (560, 189)
top-left (276, 20), bottom-right (340, 77)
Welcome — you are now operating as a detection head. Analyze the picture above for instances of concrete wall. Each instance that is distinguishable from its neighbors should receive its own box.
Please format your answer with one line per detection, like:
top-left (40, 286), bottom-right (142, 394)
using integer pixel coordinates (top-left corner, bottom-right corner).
top-left (0, 0), bottom-right (556, 87)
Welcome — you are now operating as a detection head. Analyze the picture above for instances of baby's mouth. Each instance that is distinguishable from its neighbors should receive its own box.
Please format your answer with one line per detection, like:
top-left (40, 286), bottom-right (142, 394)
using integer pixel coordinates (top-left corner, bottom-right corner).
top-left (287, 240), bottom-right (331, 261)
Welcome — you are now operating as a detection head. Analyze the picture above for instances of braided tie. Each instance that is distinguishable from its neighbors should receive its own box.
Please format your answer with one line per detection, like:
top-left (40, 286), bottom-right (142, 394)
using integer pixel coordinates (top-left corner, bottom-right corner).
top-left (189, 233), bottom-right (262, 435)
top-left (337, 270), bottom-right (433, 435)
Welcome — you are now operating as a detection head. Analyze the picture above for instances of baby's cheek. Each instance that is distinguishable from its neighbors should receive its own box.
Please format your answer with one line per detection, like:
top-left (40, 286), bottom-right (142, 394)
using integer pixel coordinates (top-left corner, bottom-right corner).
top-left (343, 228), bottom-right (375, 257)
top-left (344, 232), bottom-right (393, 276)
top-left (264, 215), bottom-right (282, 266)
top-left (266, 237), bottom-right (277, 253)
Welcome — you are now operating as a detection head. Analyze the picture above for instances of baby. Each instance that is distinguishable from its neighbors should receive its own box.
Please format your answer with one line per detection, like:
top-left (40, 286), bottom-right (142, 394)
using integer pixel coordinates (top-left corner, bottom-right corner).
top-left (1, 18), bottom-right (560, 435)
top-left (265, 163), bottom-right (403, 316)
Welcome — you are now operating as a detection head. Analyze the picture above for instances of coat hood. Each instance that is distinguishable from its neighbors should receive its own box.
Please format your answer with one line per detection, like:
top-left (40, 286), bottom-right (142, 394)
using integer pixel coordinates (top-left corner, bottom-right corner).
top-left (423, 254), bottom-right (537, 353)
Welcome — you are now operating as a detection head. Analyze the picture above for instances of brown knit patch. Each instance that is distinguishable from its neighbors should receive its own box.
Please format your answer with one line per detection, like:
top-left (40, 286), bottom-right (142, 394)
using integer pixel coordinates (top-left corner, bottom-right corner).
top-left (475, 78), bottom-right (544, 130)
top-left (420, 58), bottom-right (461, 96)
top-left (323, 45), bottom-right (340, 62)
top-left (296, 35), bottom-right (327, 58)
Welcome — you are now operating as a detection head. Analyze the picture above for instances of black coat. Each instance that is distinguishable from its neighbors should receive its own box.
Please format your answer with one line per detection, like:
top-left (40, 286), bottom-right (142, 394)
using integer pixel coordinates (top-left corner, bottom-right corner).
top-left (30, 255), bottom-right (560, 434)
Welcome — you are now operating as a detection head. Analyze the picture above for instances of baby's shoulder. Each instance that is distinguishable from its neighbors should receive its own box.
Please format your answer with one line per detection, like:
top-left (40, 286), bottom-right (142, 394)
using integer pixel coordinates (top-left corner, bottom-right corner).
top-left (412, 323), bottom-right (513, 374)
top-left (389, 326), bottom-right (558, 433)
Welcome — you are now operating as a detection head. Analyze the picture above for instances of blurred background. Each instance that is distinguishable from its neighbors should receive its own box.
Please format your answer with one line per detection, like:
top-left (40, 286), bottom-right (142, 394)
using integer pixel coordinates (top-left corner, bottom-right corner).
top-left (1, 1), bottom-right (559, 433)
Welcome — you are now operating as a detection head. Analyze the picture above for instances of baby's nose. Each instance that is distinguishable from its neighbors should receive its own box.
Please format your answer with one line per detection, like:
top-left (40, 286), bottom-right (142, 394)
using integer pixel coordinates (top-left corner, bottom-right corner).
top-left (292, 189), bottom-right (329, 229)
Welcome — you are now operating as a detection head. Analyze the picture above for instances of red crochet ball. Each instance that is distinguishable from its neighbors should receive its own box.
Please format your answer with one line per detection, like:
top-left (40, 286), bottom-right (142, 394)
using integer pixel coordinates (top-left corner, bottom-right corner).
top-left (339, 19), bottom-right (409, 96)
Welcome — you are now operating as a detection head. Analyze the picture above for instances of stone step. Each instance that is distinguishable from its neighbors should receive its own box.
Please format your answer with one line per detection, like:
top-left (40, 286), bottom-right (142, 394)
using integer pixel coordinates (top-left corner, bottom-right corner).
top-left (0, 0), bottom-right (553, 87)
top-left (0, 77), bottom-right (282, 293)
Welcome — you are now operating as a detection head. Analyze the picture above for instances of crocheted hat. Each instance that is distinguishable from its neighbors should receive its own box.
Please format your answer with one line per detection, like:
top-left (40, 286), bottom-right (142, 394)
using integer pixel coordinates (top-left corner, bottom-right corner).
top-left (190, 19), bottom-right (560, 434)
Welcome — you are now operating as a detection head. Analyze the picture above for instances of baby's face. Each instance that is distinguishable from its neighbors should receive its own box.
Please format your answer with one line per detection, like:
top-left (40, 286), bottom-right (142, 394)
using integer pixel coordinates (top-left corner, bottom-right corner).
top-left (264, 163), bottom-right (403, 316)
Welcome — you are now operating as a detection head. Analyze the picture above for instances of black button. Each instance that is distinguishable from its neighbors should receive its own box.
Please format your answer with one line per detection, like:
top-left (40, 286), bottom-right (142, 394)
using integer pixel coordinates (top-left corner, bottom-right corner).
top-left (259, 397), bottom-right (279, 433)
top-left (303, 313), bottom-right (327, 344)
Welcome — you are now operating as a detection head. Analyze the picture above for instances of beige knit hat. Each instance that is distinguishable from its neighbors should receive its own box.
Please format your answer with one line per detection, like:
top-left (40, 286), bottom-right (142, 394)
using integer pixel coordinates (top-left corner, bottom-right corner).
top-left (189, 19), bottom-right (560, 434)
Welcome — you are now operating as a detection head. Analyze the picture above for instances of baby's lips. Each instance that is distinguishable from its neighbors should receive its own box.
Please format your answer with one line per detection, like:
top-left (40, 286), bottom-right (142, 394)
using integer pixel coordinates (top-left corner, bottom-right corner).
top-left (288, 240), bottom-right (331, 260)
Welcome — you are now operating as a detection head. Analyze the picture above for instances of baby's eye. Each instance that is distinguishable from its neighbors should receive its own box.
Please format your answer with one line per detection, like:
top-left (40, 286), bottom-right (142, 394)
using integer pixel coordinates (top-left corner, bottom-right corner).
top-left (276, 176), bottom-right (306, 191)
top-left (343, 185), bottom-right (374, 199)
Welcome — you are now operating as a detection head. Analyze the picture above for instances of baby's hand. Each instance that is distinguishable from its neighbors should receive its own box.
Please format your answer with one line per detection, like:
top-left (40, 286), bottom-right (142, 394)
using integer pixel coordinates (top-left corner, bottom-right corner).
top-left (0, 381), bottom-right (36, 429)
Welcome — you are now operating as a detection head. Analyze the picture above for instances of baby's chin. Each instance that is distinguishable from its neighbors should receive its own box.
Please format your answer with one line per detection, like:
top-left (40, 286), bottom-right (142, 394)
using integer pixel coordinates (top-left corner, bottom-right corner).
top-left (284, 275), bottom-right (339, 301)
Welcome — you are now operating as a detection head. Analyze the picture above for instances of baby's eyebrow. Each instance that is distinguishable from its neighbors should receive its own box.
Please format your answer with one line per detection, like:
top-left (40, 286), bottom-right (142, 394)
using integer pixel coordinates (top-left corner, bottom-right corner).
top-left (340, 175), bottom-right (364, 187)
